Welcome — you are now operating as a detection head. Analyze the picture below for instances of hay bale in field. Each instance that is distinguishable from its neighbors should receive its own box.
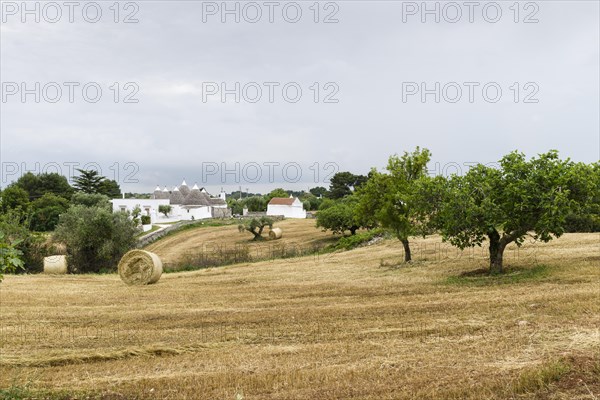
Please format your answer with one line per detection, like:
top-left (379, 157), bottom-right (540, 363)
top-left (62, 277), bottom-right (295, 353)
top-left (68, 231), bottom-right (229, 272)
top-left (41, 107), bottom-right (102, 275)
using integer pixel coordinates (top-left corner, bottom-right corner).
top-left (118, 250), bottom-right (163, 285)
top-left (43, 255), bottom-right (67, 274)
top-left (269, 227), bottom-right (283, 240)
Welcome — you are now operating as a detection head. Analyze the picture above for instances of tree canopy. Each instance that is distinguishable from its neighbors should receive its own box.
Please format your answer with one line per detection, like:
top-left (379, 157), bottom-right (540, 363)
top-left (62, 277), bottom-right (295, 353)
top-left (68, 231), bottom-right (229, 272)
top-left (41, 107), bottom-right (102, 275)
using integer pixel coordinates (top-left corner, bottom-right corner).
top-left (422, 150), bottom-right (599, 273)
top-left (327, 172), bottom-right (368, 199)
top-left (72, 169), bottom-right (103, 193)
top-left (14, 172), bottom-right (73, 201)
top-left (72, 169), bottom-right (120, 197)
top-left (53, 205), bottom-right (138, 273)
top-left (1, 186), bottom-right (30, 213)
top-left (316, 196), bottom-right (366, 236)
top-left (238, 216), bottom-right (274, 241)
top-left (30, 193), bottom-right (70, 232)
top-left (356, 147), bottom-right (431, 261)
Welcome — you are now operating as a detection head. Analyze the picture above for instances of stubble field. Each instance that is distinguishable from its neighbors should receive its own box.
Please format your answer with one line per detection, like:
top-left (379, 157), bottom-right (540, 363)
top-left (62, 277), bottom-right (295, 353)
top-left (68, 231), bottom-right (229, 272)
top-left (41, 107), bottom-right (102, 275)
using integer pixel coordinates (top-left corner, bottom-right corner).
top-left (0, 222), bottom-right (598, 399)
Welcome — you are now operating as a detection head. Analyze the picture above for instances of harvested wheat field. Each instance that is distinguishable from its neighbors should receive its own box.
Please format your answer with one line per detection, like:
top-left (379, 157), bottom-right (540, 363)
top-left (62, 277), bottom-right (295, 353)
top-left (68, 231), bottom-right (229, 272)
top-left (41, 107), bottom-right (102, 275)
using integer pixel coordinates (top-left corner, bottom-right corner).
top-left (145, 219), bottom-right (339, 270)
top-left (0, 233), bottom-right (598, 399)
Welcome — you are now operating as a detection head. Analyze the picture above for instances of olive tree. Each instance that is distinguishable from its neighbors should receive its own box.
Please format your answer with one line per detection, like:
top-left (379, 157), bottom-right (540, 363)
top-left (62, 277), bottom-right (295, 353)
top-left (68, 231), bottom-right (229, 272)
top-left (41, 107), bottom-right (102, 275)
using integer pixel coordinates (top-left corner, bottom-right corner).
top-left (54, 205), bottom-right (138, 273)
top-left (159, 204), bottom-right (172, 217)
top-left (238, 217), bottom-right (274, 241)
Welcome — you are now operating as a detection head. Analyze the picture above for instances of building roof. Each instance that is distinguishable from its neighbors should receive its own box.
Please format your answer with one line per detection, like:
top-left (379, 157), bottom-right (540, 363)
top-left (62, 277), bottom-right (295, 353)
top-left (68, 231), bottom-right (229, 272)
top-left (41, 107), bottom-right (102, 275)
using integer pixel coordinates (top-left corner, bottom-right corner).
top-left (209, 197), bottom-right (226, 206)
top-left (183, 188), bottom-right (211, 206)
top-left (179, 180), bottom-right (191, 197)
top-left (169, 187), bottom-right (185, 205)
top-left (268, 197), bottom-right (296, 206)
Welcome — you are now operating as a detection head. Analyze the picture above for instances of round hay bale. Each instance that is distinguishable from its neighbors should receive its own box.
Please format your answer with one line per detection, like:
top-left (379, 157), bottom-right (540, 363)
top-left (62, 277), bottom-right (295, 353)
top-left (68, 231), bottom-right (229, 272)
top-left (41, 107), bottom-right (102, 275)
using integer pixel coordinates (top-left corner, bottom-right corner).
top-left (118, 250), bottom-right (163, 285)
top-left (43, 255), bottom-right (67, 274)
top-left (269, 227), bottom-right (283, 240)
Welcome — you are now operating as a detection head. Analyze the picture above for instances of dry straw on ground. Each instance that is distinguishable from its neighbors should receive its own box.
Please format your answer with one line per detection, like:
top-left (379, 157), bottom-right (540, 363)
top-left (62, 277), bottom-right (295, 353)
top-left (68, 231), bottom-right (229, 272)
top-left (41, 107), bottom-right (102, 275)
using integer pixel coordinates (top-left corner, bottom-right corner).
top-left (1, 221), bottom-right (598, 399)
top-left (118, 250), bottom-right (163, 285)
top-left (269, 227), bottom-right (283, 240)
top-left (43, 255), bottom-right (67, 274)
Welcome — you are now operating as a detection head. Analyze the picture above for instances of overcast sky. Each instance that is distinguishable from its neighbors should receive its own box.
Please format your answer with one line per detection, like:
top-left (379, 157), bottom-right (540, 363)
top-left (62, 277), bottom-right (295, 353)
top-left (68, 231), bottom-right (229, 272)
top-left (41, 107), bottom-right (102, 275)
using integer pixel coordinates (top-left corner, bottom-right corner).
top-left (1, 0), bottom-right (598, 194)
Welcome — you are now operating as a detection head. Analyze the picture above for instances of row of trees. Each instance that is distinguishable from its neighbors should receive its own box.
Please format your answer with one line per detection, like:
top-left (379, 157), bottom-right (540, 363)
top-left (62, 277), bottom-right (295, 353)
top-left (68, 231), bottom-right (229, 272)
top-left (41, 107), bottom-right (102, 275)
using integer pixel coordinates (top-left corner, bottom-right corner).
top-left (226, 188), bottom-right (324, 215)
top-left (316, 149), bottom-right (599, 274)
top-left (226, 175), bottom-right (370, 215)
top-left (0, 170), bottom-right (121, 232)
top-left (0, 170), bottom-right (131, 278)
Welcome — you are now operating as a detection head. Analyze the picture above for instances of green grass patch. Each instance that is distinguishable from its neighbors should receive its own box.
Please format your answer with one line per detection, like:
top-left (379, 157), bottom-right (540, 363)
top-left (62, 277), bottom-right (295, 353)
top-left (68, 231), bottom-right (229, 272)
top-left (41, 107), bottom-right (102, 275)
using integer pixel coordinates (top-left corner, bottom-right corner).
top-left (510, 359), bottom-right (571, 394)
top-left (324, 229), bottom-right (388, 252)
top-left (135, 225), bottom-right (162, 238)
top-left (444, 264), bottom-right (551, 286)
top-left (0, 384), bottom-right (91, 400)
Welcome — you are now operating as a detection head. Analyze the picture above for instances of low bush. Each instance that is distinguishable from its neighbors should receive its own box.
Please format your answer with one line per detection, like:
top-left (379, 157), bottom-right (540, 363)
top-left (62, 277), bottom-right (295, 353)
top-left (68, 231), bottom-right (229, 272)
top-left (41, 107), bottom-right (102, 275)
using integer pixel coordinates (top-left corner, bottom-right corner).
top-left (328, 228), bottom-right (387, 251)
top-left (564, 213), bottom-right (600, 232)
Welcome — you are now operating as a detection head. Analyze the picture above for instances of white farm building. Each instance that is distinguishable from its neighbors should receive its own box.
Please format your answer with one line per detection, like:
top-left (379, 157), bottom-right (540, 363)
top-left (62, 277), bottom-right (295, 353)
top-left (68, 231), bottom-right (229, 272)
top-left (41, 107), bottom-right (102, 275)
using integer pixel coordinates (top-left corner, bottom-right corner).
top-left (111, 180), bottom-right (230, 223)
top-left (266, 196), bottom-right (307, 219)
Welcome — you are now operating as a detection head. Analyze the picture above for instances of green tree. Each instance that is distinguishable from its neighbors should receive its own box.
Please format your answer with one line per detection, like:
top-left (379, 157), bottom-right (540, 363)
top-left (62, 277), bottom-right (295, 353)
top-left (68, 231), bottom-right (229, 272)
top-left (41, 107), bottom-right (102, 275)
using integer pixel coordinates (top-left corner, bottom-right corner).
top-left (266, 188), bottom-right (288, 202)
top-left (309, 186), bottom-right (329, 198)
top-left (14, 172), bottom-right (73, 201)
top-left (30, 193), bottom-right (70, 232)
top-left (131, 205), bottom-right (142, 225)
top-left (71, 192), bottom-right (111, 209)
top-left (301, 194), bottom-right (322, 211)
top-left (245, 196), bottom-right (267, 212)
top-left (97, 179), bottom-right (122, 198)
top-left (429, 151), bottom-right (598, 274)
top-left (53, 205), bottom-right (138, 273)
top-left (72, 169), bottom-right (103, 194)
top-left (238, 216), bottom-right (274, 241)
top-left (316, 197), bottom-right (364, 235)
top-left (327, 172), bottom-right (367, 199)
top-left (356, 147), bottom-right (432, 262)
top-left (158, 204), bottom-right (172, 217)
top-left (227, 198), bottom-right (244, 215)
top-left (1, 186), bottom-right (30, 213)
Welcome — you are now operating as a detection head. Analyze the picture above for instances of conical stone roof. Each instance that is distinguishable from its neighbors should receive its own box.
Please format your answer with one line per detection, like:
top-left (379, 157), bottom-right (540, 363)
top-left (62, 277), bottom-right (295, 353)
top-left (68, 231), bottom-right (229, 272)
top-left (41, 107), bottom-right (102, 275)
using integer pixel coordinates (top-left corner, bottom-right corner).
top-left (169, 187), bottom-right (185, 205)
top-left (153, 186), bottom-right (164, 199)
top-left (179, 180), bottom-right (191, 197)
top-left (183, 187), bottom-right (210, 206)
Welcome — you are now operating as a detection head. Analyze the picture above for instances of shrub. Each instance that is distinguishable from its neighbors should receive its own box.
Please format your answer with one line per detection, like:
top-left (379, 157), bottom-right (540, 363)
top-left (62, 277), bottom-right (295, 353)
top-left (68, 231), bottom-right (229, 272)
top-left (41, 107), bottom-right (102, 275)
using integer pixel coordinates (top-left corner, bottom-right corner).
top-left (0, 210), bottom-right (45, 273)
top-left (53, 205), bottom-right (138, 273)
top-left (141, 215), bottom-right (151, 225)
top-left (564, 213), bottom-right (600, 233)
top-left (329, 228), bottom-right (387, 251)
top-left (0, 232), bottom-right (25, 282)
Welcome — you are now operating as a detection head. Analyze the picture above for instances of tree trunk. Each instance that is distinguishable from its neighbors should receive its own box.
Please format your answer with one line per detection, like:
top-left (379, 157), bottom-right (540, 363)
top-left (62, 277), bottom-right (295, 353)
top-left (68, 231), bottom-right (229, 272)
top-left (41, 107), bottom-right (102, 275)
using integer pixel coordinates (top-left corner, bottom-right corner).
top-left (349, 226), bottom-right (357, 235)
top-left (488, 230), bottom-right (505, 274)
top-left (401, 238), bottom-right (411, 262)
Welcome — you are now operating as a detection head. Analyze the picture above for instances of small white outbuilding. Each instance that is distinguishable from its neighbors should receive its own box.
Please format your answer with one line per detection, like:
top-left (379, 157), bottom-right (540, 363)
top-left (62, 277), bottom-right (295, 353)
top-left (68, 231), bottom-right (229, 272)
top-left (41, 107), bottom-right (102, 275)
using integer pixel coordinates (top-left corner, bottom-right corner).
top-left (266, 196), bottom-right (306, 219)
